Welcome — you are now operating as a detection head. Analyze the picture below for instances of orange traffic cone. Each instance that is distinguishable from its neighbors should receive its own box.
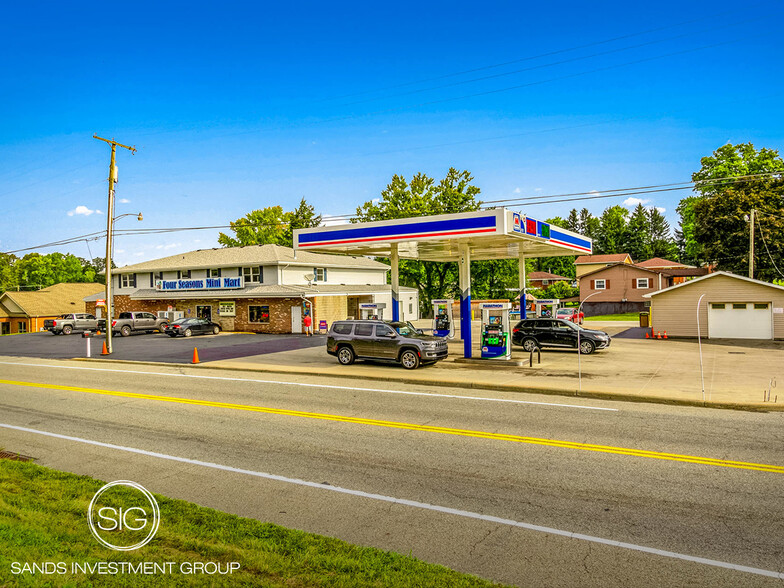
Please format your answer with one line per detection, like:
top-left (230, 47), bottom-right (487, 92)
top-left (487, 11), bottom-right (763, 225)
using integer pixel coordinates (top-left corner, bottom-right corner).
top-left (657, 331), bottom-right (662, 339)
top-left (192, 347), bottom-right (200, 364)
top-left (101, 341), bottom-right (109, 355)
top-left (645, 332), bottom-right (650, 339)
top-left (663, 331), bottom-right (668, 339)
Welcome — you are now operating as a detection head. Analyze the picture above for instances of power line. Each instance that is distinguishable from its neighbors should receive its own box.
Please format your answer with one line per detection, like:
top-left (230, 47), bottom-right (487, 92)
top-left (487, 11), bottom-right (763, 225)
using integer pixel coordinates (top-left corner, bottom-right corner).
top-left (756, 218), bottom-right (784, 279)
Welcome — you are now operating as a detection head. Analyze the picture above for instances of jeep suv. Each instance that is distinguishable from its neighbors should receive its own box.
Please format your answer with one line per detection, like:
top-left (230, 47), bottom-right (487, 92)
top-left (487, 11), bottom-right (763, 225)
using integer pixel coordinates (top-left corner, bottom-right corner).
top-left (327, 320), bottom-right (448, 369)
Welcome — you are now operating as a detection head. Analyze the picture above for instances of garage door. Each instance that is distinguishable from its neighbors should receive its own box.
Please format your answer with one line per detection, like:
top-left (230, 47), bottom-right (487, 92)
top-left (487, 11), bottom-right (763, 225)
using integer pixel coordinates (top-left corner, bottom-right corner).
top-left (708, 302), bottom-right (773, 339)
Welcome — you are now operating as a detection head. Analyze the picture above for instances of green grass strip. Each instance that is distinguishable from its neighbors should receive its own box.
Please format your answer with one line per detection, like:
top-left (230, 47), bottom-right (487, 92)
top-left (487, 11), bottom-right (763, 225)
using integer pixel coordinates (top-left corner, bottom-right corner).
top-left (584, 312), bottom-right (641, 321)
top-left (0, 460), bottom-right (505, 587)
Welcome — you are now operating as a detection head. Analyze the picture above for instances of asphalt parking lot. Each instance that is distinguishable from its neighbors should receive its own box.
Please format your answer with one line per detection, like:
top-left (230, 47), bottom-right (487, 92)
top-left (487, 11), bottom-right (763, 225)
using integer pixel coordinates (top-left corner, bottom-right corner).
top-left (0, 331), bottom-right (325, 363)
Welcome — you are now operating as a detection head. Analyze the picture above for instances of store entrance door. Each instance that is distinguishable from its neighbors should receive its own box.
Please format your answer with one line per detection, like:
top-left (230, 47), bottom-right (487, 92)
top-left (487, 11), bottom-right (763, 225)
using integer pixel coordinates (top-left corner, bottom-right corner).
top-left (291, 305), bottom-right (302, 334)
top-left (196, 305), bottom-right (212, 321)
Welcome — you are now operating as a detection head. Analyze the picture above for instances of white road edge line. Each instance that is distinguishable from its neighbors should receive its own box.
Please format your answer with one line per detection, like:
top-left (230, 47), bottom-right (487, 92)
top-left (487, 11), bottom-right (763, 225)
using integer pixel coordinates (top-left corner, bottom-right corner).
top-left (0, 422), bottom-right (779, 580)
top-left (0, 360), bottom-right (617, 412)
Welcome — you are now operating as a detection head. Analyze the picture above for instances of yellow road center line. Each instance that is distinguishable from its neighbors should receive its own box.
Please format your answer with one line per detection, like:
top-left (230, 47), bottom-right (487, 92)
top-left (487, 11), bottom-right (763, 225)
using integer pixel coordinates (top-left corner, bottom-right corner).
top-left (3, 378), bottom-right (783, 474)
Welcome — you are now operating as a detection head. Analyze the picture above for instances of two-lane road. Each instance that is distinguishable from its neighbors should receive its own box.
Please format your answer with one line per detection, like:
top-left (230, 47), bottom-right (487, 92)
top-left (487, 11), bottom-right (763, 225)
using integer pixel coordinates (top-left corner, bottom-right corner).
top-left (0, 357), bottom-right (782, 586)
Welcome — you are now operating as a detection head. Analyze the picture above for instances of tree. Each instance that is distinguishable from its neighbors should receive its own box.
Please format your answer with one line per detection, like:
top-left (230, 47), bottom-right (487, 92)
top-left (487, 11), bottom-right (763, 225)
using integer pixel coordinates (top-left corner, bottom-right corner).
top-left (0, 253), bottom-right (18, 294)
top-left (283, 197), bottom-right (322, 247)
top-left (624, 204), bottom-right (652, 262)
top-left (218, 198), bottom-right (322, 248)
top-left (678, 143), bottom-right (784, 265)
top-left (14, 252), bottom-right (90, 289)
top-left (354, 169), bottom-right (484, 314)
top-left (649, 207), bottom-right (678, 260)
top-left (530, 216), bottom-right (577, 280)
top-left (595, 206), bottom-right (629, 255)
top-left (218, 206), bottom-right (288, 248)
top-left (692, 179), bottom-right (784, 281)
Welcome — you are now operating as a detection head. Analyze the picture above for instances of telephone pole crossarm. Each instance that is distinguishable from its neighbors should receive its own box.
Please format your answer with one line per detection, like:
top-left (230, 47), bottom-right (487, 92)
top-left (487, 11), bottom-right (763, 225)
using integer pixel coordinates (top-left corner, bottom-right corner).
top-left (93, 134), bottom-right (137, 154)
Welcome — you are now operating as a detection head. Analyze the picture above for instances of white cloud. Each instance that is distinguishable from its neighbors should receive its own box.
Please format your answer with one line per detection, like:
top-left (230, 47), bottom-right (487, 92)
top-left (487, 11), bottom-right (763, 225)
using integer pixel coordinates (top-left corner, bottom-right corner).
top-left (371, 198), bottom-right (381, 204)
top-left (115, 249), bottom-right (125, 254)
top-left (622, 197), bottom-right (649, 207)
top-left (134, 252), bottom-right (145, 257)
top-left (513, 187), bottom-right (521, 194)
top-left (655, 206), bottom-right (666, 213)
top-left (119, 198), bottom-right (131, 204)
top-left (534, 188), bottom-right (542, 192)
top-left (67, 205), bottom-right (102, 216)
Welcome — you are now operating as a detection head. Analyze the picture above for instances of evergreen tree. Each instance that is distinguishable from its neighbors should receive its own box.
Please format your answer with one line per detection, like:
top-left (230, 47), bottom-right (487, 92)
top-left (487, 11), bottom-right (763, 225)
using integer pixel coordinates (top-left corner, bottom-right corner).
top-left (624, 204), bottom-right (652, 262)
top-left (649, 207), bottom-right (678, 260)
top-left (595, 206), bottom-right (629, 255)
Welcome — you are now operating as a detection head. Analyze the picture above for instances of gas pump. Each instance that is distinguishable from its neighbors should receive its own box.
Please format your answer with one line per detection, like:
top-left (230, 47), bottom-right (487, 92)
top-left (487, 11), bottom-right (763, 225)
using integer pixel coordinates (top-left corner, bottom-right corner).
top-left (479, 302), bottom-right (512, 360)
top-left (359, 302), bottom-right (386, 320)
top-left (432, 299), bottom-right (454, 338)
top-left (534, 298), bottom-right (559, 318)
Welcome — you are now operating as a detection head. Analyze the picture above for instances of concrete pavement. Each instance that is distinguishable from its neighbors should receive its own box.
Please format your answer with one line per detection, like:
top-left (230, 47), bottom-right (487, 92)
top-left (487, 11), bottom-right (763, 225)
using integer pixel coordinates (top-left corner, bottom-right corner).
top-left (181, 321), bottom-right (784, 411)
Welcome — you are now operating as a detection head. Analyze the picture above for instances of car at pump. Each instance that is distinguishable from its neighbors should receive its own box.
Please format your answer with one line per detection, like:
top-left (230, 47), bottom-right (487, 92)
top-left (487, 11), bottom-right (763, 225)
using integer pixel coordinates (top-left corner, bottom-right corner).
top-left (512, 318), bottom-right (610, 354)
top-left (555, 307), bottom-right (584, 324)
top-left (327, 319), bottom-right (448, 369)
top-left (163, 317), bottom-right (221, 337)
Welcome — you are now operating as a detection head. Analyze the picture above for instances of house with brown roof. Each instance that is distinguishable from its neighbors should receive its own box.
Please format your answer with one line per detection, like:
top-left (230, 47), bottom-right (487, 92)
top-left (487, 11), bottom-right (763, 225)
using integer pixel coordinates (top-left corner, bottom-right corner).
top-left (0, 282), bottom-right (104, 335)
top-left (527, 271), bottom-right (573, 289)
top-left (574, 253), bottom-right (633, 279)
top-left (636, 257), bottom-right (692, 270)
top-left (578, 263), bottom-right (670, 316)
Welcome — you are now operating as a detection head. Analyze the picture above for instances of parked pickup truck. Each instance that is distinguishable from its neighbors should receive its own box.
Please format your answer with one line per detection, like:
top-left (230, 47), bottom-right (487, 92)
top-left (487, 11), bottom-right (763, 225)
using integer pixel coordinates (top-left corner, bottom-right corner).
top-left (44, 313), bottom-right (100, 335)
top-left (111, 312), bottom-right (169, 337)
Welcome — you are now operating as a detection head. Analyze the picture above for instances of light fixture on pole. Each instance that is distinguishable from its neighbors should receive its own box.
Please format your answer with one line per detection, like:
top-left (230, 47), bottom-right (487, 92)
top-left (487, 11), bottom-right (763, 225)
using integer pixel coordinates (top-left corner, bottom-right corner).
top-left (696, 293), bottom-right (706, 404)
top-left (94, 134), bottom-right (136, 355)
top-left (577, 291), bottom-right (601, 393)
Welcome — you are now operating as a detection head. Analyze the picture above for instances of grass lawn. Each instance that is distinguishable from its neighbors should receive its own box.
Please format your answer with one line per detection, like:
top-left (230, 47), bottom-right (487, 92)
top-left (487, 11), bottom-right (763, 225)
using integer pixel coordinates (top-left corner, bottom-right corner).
top-left (0, 459), bottom-right (505, 587)
top-left (584, 312), bottom-right (641, 321)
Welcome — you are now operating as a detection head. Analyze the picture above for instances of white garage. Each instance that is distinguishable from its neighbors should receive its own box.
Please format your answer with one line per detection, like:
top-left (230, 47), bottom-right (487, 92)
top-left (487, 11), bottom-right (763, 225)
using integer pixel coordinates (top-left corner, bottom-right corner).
top-left (708, 302), bottom-right (773, 339)
top-left (644, 272), bottom-right (784, 340)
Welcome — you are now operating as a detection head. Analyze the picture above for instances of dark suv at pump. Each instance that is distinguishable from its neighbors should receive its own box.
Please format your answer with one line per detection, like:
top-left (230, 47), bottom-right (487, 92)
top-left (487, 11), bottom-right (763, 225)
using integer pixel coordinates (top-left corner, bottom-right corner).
top-left (327, 320), bottom-right (448, 369)
top-left (512, 318), bottom-right (611, 355)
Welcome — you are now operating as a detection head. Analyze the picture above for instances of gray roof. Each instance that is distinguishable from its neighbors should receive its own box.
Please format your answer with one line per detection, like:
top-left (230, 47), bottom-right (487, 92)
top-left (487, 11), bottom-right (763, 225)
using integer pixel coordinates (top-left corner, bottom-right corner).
top-left (126, 284), bottom-right (416, 300)
top-left (115, 244), bottom-right (390, 272)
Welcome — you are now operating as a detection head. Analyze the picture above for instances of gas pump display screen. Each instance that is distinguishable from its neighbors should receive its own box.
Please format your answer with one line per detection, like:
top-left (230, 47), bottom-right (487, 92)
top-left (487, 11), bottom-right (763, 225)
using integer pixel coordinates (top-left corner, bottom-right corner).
top-left (489, 316), bottom-right (501, 325)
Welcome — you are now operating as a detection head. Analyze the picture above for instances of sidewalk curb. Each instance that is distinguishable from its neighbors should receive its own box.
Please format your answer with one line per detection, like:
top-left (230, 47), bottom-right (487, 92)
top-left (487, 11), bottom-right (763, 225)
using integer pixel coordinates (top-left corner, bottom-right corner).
top-left (70, 357), bottom-right (781, 412)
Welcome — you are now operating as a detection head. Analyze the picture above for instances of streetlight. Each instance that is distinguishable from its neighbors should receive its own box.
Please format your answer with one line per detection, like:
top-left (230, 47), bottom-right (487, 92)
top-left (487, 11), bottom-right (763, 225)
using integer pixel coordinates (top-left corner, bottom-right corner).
top-left (104, 211), bottom-right (143, 355)
top-left (577, 291), bottom-right (601, 393)
top-left (696, 293), bottom-right (706, 404)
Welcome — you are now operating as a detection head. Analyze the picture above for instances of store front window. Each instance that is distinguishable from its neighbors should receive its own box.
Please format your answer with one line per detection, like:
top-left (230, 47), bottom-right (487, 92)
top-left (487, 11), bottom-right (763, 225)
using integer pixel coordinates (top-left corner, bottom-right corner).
top-left (249, 305), bottom-right (270, 323)
top-left (196, 305), bottom-right (212, 321)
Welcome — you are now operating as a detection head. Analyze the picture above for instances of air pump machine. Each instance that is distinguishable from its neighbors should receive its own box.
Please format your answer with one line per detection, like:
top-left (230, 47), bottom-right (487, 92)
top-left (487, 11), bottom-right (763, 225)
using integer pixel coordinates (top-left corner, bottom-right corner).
top-left (359, 302), bottom-right (386, 320)
top-left (432, 299), bottom-right (454, 338)
top-left (479, 302), bottom-right (512, 360)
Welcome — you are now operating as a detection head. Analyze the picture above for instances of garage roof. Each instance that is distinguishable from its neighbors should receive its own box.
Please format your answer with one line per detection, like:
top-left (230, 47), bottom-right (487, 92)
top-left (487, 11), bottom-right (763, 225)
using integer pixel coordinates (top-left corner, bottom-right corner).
top-left (643, 271), bottom-right (784, 297)
top-left (294, 208), bottom-right (592, 261)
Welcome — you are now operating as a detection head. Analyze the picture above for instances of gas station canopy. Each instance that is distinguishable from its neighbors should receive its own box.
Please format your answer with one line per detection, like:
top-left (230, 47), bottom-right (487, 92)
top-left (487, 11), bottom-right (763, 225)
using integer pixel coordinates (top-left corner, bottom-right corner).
top-left (294, 208), bottom-right (591, 260)
top-left (294, 208), bottom-right (592, 359)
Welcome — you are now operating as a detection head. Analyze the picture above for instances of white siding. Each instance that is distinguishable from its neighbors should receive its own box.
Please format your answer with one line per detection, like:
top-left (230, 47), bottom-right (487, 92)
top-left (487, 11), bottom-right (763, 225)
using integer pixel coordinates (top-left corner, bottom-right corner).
top-left (650, 274), bottom-right (784, 339)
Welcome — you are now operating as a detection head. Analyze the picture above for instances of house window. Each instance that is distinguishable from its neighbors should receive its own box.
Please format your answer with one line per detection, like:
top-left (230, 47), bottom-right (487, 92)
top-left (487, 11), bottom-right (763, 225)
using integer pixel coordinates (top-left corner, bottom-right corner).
top-left (249, 305), bottom-right (270, 323)
top-left (754, 303), bottom-right (769, 310)
top-left (243, 266), bottom-right (262, 283)
top-left (594, 279), bottom-right (606, 290)
top-left (18, 322), bottom-right (27, 333)
top-left (636, 278), bottom-right (650, 289)
top-left (179, 270), bottom-right (191, 279)
top-left (732, 303), bottom-right (747, 310)
top-left (711, 303), bottom-right (725, 309)
top-left (208, 268), bottom-right (221, 278)
top-left (120, 274), bottom-right (136, 288)
top-left (542, 279), bottom-right (550, 285)
top-left (314, 268), bottom-right (327, 282)
top-left (154, 271), bottom-right (164, 280)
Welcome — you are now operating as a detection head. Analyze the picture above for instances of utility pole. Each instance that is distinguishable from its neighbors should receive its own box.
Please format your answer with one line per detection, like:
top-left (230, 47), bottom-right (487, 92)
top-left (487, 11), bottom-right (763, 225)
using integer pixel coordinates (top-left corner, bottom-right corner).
top-left (94, 134), bottom-right (136, 354)
top-left (749, 208), bottom-right (755, 279)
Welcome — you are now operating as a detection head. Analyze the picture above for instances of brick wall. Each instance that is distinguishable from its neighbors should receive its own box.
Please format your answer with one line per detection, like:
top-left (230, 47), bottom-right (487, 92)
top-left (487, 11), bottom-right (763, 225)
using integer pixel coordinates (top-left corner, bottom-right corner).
top-left (312, 295), bottom-right (346, 332)
top-left (234, 298), bottom-right (302, 334)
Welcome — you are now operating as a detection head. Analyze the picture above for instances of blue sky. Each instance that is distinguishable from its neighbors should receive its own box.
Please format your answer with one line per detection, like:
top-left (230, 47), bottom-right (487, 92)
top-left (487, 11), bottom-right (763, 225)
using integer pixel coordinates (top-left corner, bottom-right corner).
top-left (1, 1), bottom-right (782, 266)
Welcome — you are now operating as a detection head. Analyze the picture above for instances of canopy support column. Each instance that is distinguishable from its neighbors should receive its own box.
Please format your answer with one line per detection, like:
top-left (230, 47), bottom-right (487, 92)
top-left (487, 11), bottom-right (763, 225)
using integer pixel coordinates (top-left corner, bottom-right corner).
top-left (519, 251), bottom-right (527, 320)
top-left (459, 243), bottom-right (472, 358)
top-left (390, 243), bottom-right (400, 321)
